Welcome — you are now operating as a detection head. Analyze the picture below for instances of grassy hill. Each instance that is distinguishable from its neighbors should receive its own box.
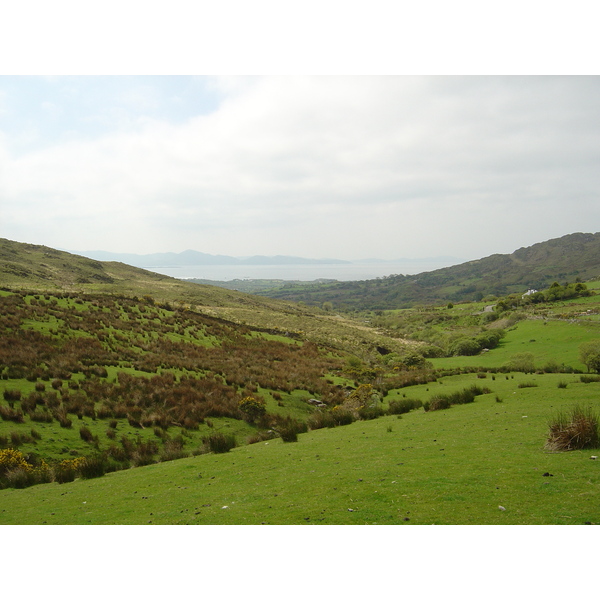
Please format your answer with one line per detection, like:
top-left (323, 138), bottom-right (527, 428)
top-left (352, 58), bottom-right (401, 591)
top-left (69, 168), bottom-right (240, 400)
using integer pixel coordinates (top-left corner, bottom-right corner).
top-left (0, 238), bottom-right (412, 357)
top-left (257, 232), bottom-right (600, 309)
top-left (2, 371), bottom-right (600, 525)
top-left (2, 237), bottom-right (600, 525)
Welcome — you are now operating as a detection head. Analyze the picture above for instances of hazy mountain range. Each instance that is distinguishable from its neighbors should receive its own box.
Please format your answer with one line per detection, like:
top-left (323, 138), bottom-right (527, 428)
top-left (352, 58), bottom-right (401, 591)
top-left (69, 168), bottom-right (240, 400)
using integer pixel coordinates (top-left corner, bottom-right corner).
top-left (72, 249), bottom-right (460, 269)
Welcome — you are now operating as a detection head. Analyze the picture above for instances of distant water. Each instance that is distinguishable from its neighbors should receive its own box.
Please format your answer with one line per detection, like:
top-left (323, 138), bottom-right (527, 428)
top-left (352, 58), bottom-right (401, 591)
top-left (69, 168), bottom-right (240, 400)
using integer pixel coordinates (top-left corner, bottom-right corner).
top-left (147, 260), bottom-right (462, 282)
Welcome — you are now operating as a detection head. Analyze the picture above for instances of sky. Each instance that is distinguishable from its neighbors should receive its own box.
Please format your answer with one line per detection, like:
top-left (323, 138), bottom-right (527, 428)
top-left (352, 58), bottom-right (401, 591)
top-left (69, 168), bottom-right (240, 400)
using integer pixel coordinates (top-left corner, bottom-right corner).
top-left (2, 75), bottom-right (600, 262)
top-left (1, 4), bottom-right (600, 265)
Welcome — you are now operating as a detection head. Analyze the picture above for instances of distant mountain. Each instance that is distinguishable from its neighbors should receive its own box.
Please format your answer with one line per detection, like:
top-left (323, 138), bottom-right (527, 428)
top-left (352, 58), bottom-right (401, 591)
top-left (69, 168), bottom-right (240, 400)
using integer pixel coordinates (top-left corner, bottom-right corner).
top-left (257, 232), bottom-right (600, 309)
top-left (73, 249), bottom-right (351, 268)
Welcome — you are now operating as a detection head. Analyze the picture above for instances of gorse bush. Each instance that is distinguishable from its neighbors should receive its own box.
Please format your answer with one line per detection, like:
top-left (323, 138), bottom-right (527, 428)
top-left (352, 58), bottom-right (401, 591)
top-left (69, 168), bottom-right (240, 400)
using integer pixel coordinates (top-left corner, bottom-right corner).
top-left (53, 457), bottom-right (86, 484)
top-left (238, 396), bottom-right (267, 422)
top-left (1, 449), bottom-right (77, 488)
top-left (545, 405), bottom-right (600, 452)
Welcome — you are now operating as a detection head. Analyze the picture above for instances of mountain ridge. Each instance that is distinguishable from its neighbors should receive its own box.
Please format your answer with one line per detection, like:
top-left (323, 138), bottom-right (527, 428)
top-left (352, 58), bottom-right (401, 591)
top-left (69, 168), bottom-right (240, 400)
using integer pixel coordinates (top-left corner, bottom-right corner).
top-left (71, 249), bottom-right (352, 267)
top-left (257, 232), bottom-right (600, 309)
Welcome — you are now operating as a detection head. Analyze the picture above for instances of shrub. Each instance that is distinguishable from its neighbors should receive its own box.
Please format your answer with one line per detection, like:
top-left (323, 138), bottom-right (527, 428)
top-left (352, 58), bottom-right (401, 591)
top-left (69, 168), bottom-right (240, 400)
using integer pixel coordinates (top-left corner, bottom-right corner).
top-left (159, 440), bottom-right (189, 462)
top-left (358, 405), bottom-right (385, 420)
top-left (545, 405), bottom-right (600, 451)
top-left (130, 440), bottom-right (159, 466)
top-left (425, 385), bottom-right (491, 411)
top-left (507, 352), bottom-right (536, 373)
top-left (330, 406), bottom-right (356, 427)
top-left (387, 398), bottom-right (423, 415)
top-left (79, 426), bottom-right (95, 443)
top-left (202, 432), bottom-right (237, 454)
top-left (279, 428), bottom-right (298, 442)
top-left (238, 396), bottom-right (267, 422)
top-left (52, 456), bottom-right (85, 484)
top-left (307, 411), bottom-right (335, 430)
top-left (2, 467), bottom-right (36, 489)
top-left (78, 455), bottom-right (107, 479)
top-left (0, 448), bottom-right (30, 477)
top-left (0, 406), bottom-right (25, 423)
top-left (29, 410), bottom-right (53, 423)
top-left (246, 430), bottom-right (278, 444)
top-left (3, 389), bottom-right (21, 403)
top-left (426, 396), bottom-right (451, 411)
top-left (579, 340), bottom-right (600, 373)
top-left (518, 381), bottom-right (538, 388)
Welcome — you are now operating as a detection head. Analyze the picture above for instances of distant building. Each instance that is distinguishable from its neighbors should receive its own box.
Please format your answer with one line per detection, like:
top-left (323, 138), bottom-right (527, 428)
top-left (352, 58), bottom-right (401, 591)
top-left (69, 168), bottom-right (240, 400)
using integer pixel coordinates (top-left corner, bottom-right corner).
top-left (522, 289), bottom-right (538, 298)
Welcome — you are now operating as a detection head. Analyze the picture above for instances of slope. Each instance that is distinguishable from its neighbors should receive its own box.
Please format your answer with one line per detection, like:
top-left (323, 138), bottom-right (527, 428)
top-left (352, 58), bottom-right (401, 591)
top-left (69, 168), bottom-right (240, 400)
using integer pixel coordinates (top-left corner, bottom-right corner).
top-left (258, 232), bottom-right (600, 309)
top-left (0, 238), bottom-right (411, 357)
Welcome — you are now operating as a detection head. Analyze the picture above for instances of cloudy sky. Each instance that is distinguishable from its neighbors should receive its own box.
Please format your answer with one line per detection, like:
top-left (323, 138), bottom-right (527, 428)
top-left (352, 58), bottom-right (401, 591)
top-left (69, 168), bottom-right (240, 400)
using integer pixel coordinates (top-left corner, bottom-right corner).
top-left (1, 75), bottom-right (599, 262)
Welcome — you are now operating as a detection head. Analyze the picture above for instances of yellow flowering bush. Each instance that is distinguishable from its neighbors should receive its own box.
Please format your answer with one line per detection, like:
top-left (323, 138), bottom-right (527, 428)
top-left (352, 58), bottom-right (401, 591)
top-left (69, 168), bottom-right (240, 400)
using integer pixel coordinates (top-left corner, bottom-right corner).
top-left (0, 448), bottom-right (32, 476)
top-left (0, 449), bottom-right (53, 488)
top-left (239, 396), bottom-right (266, 422)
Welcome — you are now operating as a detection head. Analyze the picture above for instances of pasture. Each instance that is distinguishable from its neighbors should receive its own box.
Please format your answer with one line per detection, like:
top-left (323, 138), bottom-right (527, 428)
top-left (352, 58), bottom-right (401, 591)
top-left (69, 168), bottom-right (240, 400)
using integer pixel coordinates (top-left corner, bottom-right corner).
top-left (2, 372), bottom-right (599, 525)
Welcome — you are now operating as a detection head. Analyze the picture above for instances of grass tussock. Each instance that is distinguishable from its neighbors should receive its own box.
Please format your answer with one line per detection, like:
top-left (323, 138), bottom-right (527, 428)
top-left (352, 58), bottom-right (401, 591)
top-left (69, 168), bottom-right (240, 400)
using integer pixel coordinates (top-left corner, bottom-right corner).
top-left (545, 404), bottom-right (600, 452)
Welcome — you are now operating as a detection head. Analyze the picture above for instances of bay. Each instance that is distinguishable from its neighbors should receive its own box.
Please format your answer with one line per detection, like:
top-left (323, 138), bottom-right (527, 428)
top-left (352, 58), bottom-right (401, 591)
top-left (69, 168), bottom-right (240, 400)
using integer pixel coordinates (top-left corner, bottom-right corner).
top-left (146, 259), bottom-right (462, 282)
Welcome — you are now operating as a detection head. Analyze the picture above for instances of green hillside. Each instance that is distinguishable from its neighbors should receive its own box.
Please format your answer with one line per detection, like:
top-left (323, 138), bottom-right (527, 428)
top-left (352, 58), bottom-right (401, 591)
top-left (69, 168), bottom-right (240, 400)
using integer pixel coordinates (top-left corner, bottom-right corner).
top-left (2, 372), bottom-right (600, 525)
top-left (2, 237), bottom-right (600, 525)
top-left (0, 238), bottom-right (411, 357)
top-left (258, 232), bottom-right (600, 309)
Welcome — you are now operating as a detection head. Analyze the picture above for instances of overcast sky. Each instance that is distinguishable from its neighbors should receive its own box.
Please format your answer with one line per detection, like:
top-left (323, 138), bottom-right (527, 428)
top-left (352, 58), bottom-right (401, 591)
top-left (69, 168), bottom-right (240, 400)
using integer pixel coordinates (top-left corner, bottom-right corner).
top-left (1, 75), bottom-right (599, 261)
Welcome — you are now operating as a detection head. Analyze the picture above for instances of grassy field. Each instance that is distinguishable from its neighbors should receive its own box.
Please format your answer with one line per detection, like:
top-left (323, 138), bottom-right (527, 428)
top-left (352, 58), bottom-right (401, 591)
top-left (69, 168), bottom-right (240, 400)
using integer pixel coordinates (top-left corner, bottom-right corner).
top-left (429, 318), bottom-right (600, 371)
top-left (2, 372), bottom-right (599, 525)
top-left (2, 243), bottom-right (600, 531)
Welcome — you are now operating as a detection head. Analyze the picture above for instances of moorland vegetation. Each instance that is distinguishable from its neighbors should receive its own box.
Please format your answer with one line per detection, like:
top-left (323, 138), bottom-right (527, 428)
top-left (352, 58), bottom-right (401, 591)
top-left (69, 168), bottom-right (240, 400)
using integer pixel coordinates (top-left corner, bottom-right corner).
top-left (1, 237), bottom-right (600, 524)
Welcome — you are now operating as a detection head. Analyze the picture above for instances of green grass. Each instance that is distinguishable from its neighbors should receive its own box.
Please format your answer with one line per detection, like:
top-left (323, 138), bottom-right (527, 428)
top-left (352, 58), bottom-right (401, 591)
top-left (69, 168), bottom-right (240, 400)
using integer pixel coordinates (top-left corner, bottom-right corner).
top-left (429, 318), bottom-right (600, 371)
top-left (3, 372), bottom-right (599, 524)
top-left (3, 241), bottom-right (600, 526)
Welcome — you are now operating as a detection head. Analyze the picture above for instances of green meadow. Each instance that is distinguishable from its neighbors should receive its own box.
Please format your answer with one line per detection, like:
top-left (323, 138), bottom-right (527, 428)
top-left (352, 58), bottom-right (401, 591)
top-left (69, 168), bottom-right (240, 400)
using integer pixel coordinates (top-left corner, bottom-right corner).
top-left (2, 244), bottom-right (600, 525)
top-left (2, 372), bottom-right (599, 525)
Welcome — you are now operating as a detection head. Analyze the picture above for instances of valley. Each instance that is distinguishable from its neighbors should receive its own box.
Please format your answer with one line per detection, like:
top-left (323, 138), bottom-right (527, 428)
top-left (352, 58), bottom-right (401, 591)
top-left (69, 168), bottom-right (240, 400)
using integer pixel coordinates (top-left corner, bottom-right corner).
top-left (1, 236), bottom-right (600, 525)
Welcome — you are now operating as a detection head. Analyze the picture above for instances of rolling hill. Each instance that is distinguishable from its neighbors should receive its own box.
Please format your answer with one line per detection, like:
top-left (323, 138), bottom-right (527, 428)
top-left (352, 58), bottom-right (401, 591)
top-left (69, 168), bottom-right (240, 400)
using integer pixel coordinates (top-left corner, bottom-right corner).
top-left (0, 238), bottom-right (410, 357)
top-left (2, 236), bottom-right (600, 527)
top-left (257, 232), bottom-right (600, 309)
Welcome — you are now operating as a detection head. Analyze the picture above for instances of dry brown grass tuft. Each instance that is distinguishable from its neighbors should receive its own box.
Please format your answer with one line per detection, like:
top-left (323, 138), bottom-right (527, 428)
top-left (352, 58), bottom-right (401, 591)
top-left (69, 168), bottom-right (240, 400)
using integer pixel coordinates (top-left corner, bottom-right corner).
top-left (545, 405), bottom-right (600, 451)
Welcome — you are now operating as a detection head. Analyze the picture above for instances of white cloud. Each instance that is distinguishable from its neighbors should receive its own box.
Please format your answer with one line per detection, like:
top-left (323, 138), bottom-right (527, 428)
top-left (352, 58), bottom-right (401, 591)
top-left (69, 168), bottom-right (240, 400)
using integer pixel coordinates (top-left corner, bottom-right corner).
top-left (1, 76), bottom-right (600, 259)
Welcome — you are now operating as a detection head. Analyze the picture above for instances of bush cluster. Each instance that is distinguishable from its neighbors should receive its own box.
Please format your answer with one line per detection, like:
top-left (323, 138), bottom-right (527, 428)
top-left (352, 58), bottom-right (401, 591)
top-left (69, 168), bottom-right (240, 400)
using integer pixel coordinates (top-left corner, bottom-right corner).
top-left (424, 385), bottom-right (492, 412)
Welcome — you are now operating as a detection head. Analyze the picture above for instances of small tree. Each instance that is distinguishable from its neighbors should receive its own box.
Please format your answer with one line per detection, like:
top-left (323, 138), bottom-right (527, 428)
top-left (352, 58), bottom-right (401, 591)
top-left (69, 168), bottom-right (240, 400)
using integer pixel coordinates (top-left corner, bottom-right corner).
top-left (507, 352), bottom-right (535, 373)
top-left (579, 341), bottom-right (600, 373)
